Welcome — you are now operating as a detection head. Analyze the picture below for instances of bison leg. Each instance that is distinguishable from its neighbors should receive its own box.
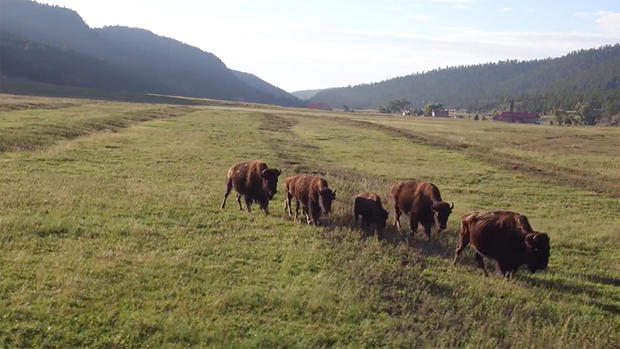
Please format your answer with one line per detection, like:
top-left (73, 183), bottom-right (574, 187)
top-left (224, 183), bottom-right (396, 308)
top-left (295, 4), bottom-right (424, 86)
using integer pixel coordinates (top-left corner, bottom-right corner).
top-left (474, 252), bottom-right (488, 277)
top-left (284, 197), bottom-right (289, 214)
top-left (294, 199), bottom-right (300, 221)
top-left (221, 179), bottom-right (233, 209)
top-left (423, 224), bottom-right (432, 239)
top-left (308, 205), bottom-right (318, 225)
top-left (244, 196), bottom-right (252, 212)
top-left (235, 194), bottom-right (243, 210)
top-left (260, 201), bottom-right (269, 216)
top-left (393, 206), bottom-right (402, 230)
top-left (452, 234), bottom-right (470, 266)
top-left (496, 261), bottom-right (513, 278)
top-left (409, 215), bottom-right (419, 238)
top-left (285, 193), bottom-right (293, 216)
top-left (361, 216), bottom-right (369, 231)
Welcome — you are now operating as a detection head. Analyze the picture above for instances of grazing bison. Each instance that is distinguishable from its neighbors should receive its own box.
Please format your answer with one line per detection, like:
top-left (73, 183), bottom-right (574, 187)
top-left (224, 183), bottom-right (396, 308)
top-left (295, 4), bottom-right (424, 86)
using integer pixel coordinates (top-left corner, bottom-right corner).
top-left (453, 210), bottom-right (550, 277)
top-left (220, 160), bottom-right (281, 215)
top-left (353, 192), bottom-right (389, 233)
top-left (290, 175), bottom-right (336, 225)
top-left (389, 180), bottom-right (453, 238)
top-left (283, 174), bottom-right (306, 219)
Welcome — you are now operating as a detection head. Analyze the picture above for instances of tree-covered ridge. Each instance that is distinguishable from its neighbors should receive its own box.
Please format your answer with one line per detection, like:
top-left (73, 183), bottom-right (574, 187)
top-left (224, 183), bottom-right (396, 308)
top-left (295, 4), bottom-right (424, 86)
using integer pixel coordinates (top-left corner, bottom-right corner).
top-left (309, 45), bottom-right (620, 117)
top-left (0, 0), bottom-right (304, 107)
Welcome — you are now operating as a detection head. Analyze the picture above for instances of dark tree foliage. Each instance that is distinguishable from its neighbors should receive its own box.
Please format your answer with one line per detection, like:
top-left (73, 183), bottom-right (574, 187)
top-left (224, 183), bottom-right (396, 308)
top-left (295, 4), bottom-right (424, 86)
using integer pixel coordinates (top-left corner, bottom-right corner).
top-left (424, 103), bottom-right (444, 116)
top-left (309, 45), bottom-right (620, 120)
top-left (378, 99), bottom-right (411, 113)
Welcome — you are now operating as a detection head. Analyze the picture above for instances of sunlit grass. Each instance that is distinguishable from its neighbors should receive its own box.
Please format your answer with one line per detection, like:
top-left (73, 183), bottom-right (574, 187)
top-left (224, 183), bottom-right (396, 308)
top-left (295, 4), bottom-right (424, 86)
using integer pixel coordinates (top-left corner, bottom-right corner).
top-left (0, 96), bottom-right (618, 348)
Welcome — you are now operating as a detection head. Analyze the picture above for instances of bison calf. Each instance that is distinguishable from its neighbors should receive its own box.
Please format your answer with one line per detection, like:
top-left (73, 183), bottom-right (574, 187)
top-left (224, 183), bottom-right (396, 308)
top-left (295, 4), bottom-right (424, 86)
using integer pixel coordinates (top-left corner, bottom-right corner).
top-left (353, 193), bottom-right (389, 234)
top-left (453, 210), bottom-right (550, 277)
top-left (220, 160), bottom-right (281, 215)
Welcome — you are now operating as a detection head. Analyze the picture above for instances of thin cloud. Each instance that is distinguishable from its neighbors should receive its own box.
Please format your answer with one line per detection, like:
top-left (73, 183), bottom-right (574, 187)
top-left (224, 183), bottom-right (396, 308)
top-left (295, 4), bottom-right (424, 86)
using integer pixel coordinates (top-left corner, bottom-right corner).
top-left (571, 11), bottom-right (620, 35)
top-left (499, 7), bottom-right (513, 13)
top-left (594, 11), bottom-right (620, 35)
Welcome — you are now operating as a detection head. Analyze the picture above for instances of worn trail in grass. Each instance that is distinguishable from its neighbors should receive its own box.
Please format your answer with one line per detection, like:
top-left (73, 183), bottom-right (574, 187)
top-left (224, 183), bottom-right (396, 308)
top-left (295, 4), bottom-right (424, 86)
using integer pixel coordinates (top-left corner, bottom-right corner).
top-left (0, 100), bottom-right (618, 348)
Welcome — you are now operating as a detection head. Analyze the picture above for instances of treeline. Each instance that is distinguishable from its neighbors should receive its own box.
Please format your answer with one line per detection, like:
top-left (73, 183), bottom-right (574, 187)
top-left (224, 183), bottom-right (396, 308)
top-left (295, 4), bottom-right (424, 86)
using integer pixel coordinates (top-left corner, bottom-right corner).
top-left (309, 45), bottom-right (620, 122)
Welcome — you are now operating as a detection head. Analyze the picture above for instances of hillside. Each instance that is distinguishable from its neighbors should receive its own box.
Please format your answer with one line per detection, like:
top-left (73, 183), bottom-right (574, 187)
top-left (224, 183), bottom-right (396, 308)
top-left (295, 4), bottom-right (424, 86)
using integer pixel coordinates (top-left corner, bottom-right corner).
top-left (0, 31), bottom-right (162, 93)
top-left (0, 0), bottom-right (303, 107)
top-left (232, 70), bottom-right (303, 106)
top-left (309, 45), bottom-right (620, 114)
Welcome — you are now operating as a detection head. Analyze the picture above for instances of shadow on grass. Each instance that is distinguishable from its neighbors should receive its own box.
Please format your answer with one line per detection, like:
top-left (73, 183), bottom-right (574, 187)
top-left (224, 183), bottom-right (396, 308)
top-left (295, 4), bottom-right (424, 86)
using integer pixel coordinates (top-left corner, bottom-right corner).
top-left (323, 212), bottom-right (458, 260)
top-left (578, 274), bottom-right (620, 287)
top-left (518, 274), bottom-right (620, 315)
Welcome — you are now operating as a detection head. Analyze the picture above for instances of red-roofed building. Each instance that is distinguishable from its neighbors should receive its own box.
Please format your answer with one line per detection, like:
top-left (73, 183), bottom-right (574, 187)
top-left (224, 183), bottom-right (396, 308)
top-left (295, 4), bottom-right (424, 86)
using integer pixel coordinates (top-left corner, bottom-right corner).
top-left (493, 111), bottom-right (540, 124)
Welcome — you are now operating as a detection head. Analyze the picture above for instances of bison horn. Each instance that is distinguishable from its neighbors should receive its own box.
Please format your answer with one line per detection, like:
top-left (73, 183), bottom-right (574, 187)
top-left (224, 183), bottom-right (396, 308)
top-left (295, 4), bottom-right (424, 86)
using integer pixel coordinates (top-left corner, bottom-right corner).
top-left (525, 233), bottom-right (535, 248)
top-left (275, 168), bottom-right (281, 176)
top-left (450, 202), bottom-right (454, 209)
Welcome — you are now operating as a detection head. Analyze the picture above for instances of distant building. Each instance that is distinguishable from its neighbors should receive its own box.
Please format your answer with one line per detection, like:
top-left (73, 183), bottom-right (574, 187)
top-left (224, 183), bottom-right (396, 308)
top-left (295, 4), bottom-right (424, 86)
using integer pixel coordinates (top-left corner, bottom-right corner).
top-left (493, 111), bottom-right (540, 124)
top-left (432, 108), bottom-right (449, 117)
top-left (402, 109), bottom-right (411, 116)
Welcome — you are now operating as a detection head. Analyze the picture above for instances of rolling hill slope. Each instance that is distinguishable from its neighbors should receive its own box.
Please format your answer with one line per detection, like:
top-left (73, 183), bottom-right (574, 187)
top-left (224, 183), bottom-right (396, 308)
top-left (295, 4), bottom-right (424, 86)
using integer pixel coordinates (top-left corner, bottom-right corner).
top-left (0, 0), bottom-right (303, 107)
top-left (308, 45), bottom-right (620, 112)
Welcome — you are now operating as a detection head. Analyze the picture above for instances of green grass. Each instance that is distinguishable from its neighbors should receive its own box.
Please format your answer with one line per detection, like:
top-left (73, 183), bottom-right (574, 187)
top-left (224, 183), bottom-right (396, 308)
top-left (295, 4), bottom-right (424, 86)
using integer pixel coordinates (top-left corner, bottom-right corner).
top-left (356, 114), bottom-right (620, 189)
top-left (0, 95), bottom-right (618, 348)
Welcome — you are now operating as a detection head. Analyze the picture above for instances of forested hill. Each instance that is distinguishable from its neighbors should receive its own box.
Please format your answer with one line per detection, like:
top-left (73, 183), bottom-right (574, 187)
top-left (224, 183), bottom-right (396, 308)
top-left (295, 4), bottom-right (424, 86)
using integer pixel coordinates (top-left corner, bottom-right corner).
top-left (308, 45), bottom-right (620, 113)
top-left (0, 0), bottom-right (304, 107)
top-left (231, 70), bottom-right (302, 105)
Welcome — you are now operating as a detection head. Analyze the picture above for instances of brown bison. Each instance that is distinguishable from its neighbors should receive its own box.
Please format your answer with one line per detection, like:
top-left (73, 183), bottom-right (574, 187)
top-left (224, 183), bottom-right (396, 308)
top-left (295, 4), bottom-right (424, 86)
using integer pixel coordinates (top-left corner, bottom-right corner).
top-left (283, 174), bottom-right (306, 219)
top-left (389, 180), bottom-right (453, 238)
top-left (220, 160), bottom-right (281, 215)
top-left (353, 192), bottom-right (389, 233)
top-left (289, 175), bottom-right (336, 225)
top-left (453, 210), bottom-right (550, 277)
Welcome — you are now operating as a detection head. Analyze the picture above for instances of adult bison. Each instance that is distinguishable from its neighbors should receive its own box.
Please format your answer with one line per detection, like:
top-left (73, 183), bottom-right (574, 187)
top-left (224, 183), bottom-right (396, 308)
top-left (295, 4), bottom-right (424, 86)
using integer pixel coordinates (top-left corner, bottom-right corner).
top-left (389, 180), bottom-right (453, 238)
top-left (290, 175), bottom-right (336, 225)
top-left (220, 160), bottom-right (281, 215)
top-left (453, 210), bottom-right (550, 277)
top-left (353, 192), bottom-right (389, 233)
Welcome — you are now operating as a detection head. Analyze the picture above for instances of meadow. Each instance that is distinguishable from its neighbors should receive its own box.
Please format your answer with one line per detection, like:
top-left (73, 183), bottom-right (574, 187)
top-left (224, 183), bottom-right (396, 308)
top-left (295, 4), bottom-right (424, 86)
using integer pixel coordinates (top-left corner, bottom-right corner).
top-left (0, 94), bottom-right (618, 348)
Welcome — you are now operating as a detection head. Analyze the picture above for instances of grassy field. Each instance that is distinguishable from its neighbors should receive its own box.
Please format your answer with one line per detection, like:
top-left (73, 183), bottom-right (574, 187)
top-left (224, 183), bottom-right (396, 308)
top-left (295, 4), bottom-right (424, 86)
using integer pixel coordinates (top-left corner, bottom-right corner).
top-left (0, 95), bottom-right (618, 348)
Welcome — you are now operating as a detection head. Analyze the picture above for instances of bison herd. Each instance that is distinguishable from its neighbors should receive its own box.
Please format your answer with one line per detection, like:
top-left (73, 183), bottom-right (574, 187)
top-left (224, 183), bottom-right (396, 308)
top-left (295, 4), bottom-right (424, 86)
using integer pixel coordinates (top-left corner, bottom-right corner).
top-left (221, 160), bottom-right (550, 278)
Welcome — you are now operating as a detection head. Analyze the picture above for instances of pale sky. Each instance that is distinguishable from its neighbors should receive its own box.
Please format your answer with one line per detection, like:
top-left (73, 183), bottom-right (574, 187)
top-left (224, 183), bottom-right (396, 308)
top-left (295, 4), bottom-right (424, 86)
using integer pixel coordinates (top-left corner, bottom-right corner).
top-left (40, 0), bottom-right (620, 92)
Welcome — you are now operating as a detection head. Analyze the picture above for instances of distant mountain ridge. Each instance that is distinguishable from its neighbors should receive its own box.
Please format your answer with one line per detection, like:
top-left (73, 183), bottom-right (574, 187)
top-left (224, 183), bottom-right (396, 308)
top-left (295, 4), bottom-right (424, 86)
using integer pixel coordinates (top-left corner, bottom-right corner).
top-left (291, 89), bottom-right (326, 100)
top-left (309, 45), bottom-right (620, 113)
top-left (0, 0), bottom-right (304, 106)
top-left (231, 70), bottom-right (302, 105)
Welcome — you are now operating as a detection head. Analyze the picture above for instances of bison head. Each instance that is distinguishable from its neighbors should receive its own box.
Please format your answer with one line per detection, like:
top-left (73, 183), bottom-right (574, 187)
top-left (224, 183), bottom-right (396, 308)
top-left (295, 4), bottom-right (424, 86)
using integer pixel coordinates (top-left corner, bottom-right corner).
top-left (261, 168), bottom-right (281, 200)
top-left (432, 201), bottom-right (454, 231)
top-left (525, 232), bottom-right (550, 273)
top-left (318, 188), bottom-right (336, 215)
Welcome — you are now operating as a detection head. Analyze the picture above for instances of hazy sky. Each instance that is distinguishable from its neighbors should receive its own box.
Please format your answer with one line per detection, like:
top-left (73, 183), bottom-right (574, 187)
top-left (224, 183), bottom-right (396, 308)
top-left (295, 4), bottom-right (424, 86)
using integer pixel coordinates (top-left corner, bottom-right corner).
top-left (41, 0), bottom-right (620, 91)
